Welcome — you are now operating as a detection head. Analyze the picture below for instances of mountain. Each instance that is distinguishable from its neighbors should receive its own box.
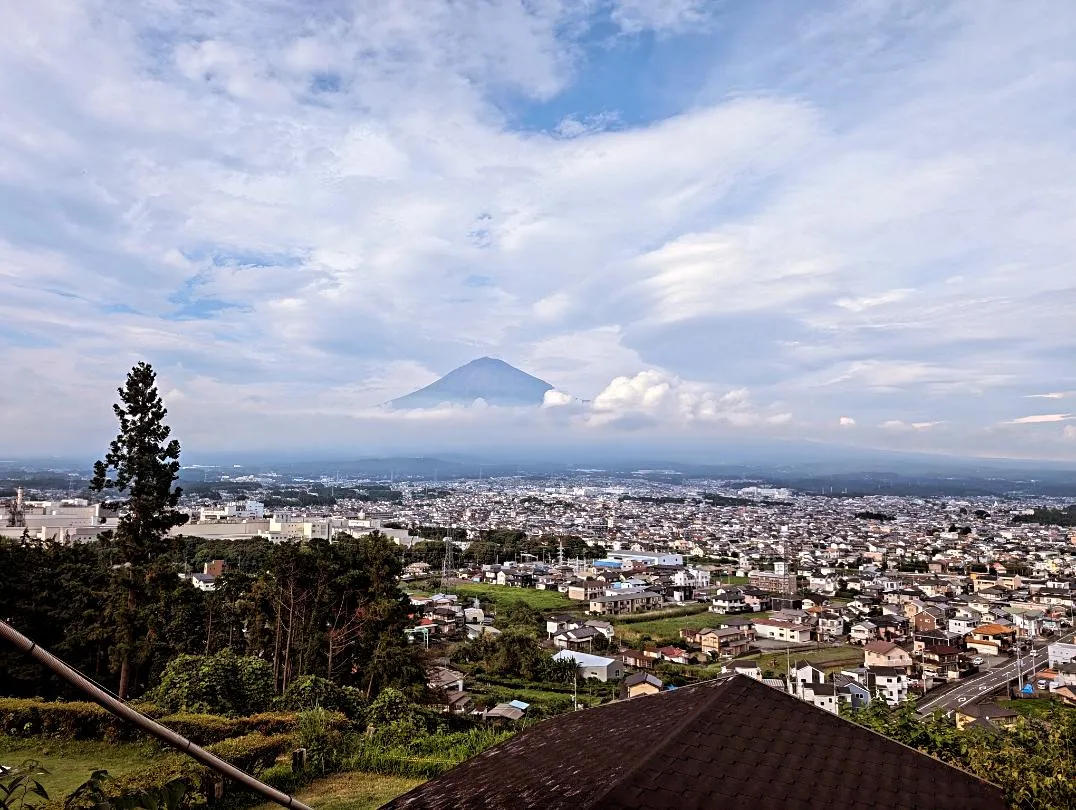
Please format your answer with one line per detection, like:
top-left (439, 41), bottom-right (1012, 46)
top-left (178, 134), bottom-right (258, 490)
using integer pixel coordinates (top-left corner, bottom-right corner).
top-left (390, 357), bottom-right (554, 409)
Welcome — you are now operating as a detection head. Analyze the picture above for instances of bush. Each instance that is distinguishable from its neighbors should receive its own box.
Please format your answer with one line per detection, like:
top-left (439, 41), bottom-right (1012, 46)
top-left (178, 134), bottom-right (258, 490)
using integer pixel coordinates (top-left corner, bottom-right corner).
top-left (0, 698), bottom-right (345, 747)
top-left (279, 676), bottom-right (367, 722)
top-left (148, 650), bottom-right (274, 717)
top-left (0, 699), bottom-right (150, 742)
top-left (296, 708), bottom-right (348, 775)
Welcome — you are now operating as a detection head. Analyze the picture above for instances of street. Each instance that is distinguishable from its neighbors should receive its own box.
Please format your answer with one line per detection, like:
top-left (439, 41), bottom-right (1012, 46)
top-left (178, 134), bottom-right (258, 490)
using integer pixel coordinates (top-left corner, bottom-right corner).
top-left (917, 630), bottom-right (1076, 714)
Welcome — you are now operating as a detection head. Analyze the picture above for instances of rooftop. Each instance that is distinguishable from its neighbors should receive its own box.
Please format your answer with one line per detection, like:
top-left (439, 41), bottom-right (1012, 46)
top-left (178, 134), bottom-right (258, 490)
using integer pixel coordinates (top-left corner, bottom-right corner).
top-left (385, 675), bottom-right (1005, 810)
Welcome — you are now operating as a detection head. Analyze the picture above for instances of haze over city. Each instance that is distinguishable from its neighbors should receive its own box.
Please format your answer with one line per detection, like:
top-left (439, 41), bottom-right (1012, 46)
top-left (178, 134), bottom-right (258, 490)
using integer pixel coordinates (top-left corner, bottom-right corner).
top-left (3, 0), bottom-right (1076, 462)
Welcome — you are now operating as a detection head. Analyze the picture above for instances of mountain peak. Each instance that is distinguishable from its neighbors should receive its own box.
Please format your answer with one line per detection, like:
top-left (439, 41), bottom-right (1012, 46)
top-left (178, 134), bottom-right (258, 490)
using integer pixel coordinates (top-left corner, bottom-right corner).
top-left (390, 357), bottom-right (554, 409)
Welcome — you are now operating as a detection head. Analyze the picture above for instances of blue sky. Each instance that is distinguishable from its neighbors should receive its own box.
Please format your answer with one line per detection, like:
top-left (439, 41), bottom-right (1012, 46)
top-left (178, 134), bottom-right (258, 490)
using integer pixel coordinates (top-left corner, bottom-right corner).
top-left (2, 0), bottom-right (1076, 460)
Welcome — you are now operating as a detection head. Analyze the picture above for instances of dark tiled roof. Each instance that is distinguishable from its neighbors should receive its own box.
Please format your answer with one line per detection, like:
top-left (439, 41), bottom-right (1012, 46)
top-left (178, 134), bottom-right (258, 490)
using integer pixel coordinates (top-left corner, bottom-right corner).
top-left (384, 676), bottom-right (1005, 810)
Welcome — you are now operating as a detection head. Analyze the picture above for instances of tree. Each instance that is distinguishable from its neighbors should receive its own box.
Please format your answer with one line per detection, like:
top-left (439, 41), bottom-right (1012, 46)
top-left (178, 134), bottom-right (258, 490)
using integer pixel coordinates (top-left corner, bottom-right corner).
top-left (91, 362), bottom-right (189, 699)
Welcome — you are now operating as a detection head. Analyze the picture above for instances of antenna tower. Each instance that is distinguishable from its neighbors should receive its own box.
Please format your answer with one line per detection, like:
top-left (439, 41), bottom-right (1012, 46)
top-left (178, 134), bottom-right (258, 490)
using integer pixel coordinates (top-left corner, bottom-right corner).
top-left (440, 530), bottom-right (454, 590)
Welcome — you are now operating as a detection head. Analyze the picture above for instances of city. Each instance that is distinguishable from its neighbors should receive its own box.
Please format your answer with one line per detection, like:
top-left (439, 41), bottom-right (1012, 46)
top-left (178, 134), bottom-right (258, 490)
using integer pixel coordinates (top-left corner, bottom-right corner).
top-left (4, 0), bottom-right (1076, 807)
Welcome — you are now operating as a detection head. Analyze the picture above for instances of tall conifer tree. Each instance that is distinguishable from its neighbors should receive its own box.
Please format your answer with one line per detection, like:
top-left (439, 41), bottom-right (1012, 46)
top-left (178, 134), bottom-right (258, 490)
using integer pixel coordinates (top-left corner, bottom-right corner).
top-left (91, 362), bottom-right (188, 698)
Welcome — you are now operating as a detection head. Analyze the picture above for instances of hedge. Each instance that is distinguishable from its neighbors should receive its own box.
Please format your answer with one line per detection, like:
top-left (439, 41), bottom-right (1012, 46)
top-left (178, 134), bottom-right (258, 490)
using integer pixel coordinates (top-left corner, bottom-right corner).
top-left (0, 698), bottom-right (348, 745)
top-left (60, 733), bottom-right (297, 810)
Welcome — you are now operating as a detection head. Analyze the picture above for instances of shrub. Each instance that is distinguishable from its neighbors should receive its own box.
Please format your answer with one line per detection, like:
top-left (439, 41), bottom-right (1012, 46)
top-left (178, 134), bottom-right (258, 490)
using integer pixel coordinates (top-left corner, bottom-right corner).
top-left (0, 699), bottom-right (145, 742)
top-left (278, 676), bottom-right (367, 722)
top-left (147, 650), bottom-right (273, 716)
top-left (296, 708), bottom-right (348, 775)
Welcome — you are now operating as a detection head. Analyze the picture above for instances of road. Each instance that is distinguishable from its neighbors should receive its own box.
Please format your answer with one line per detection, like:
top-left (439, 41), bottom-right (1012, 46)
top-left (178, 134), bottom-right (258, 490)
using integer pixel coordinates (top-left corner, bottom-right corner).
top-left (916, 631), bottom-right (1075, 714)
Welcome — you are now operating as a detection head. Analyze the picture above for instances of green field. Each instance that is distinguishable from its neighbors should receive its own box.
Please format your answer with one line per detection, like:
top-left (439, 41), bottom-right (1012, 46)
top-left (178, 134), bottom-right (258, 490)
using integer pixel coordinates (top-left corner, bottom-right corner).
top-left (614, 610), bottom-right (769, 645)
top-left (253, 771), bottom-right (425, 810)
top-left (0, 738), bottom-right (173, 799)
top-left (738, 645), bottom-right (865, 674)
top-left (445, 583), bottom-right (579, 612)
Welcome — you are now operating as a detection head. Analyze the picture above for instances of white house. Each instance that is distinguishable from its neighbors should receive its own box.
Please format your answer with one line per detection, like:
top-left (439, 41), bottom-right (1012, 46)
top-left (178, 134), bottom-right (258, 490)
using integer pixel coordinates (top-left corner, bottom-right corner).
top-left (711, 587), bottom-right (749, 614)
top-left (552, 650), bottom-right (624, 682)
top-left (753, 619), bottom-right (812, 644)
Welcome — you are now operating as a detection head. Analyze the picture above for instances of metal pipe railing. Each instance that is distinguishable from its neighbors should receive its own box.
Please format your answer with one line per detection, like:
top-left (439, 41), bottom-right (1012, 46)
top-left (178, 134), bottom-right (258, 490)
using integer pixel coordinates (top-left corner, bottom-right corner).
top-left (0, 619), bottom-right (313, 810)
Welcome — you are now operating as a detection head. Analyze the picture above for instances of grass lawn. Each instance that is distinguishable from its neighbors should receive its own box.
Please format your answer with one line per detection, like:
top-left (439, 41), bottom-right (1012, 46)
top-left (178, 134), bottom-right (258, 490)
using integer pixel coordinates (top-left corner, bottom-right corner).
top-left (0, 738), bottom-right (174, 799)
top-left (252, 771), bottom-right (425, 810)
top-left (447, 583), bottom-right (580, 612)
top-left (614, 611), bottom-right (769, 645)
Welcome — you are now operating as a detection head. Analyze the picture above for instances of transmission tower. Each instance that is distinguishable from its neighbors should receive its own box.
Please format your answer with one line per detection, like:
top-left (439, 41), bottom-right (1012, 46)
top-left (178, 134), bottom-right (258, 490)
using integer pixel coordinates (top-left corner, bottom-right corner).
top-left (440, 531), bottom-right (454, 591)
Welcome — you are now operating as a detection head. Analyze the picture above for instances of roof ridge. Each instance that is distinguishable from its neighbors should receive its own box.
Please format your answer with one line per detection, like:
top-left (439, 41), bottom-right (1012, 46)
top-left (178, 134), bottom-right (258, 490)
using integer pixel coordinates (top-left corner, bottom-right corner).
top-left (584, 676), bottom-right (738, 809)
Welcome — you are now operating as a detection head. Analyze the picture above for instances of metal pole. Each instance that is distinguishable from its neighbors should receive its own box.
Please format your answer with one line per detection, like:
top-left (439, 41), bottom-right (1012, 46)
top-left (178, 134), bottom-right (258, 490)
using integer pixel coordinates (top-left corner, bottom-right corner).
top-left (0, 619), bottom-right (313, 810)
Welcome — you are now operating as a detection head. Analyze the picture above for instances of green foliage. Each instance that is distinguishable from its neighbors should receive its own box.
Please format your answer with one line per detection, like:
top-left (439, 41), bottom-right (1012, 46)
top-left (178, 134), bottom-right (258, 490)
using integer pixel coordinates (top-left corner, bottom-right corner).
top-left (148, 650), bottom-right (273, 716)
top-left (0, 761), bottom-right (49, 810)
top-left (91, 362), bottom-right (190, 700)
top-left (0, 700), bottom-right (145, 743)
top-left (1012, 504), bottom-right (1076, 527)
top-left (0, 697), bottom-right (342, 748)
top-left (496, 600), bottom-right (542, 631)
top-left (296, 708), bottom-right (348, 775)
top-left (279, 676), bottom-right (366, 721)
top-left (347, 726), bottom-right (515, 779)
top-left (845, 699), bottom-right (1076, 809)
top-left (64, 769), bottom-right (191, 810)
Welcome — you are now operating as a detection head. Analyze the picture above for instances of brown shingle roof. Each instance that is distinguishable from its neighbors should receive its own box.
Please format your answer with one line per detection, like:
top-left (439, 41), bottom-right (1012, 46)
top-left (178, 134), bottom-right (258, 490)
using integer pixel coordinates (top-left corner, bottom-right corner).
top-left (384, 675), bottom-right (1005, 810)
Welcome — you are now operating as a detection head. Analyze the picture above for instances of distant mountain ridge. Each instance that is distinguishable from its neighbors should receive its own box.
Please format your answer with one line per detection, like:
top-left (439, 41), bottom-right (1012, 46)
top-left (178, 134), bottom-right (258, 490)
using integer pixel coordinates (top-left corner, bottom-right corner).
top-left (389, 357), bottom-right (554, 409)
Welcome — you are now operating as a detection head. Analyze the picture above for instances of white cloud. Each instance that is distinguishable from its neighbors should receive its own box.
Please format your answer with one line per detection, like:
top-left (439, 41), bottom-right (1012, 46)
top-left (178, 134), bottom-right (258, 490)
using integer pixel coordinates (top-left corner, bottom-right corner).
top-left (839, 416), bottom-right (856, 427)
top-left (1064, 425), bottom-right (1076, 440)
top-left (1, 1), bottom-right (1076, 460)
top-left (1006, 414), bottom-right (1073, 424)
top-left (609, 0), bottom-right (712, 34)
top-left (1026, 392), bottom-right (1067, 399)
top-left (542, 389), bottom-right (576, 407)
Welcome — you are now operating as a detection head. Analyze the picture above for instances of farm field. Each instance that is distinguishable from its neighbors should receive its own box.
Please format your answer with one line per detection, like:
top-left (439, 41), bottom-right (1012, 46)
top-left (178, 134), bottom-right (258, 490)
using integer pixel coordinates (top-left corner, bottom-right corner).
top-left (739, 644), bottom-right (865, 674)
top-left (445, 582), bottom-right (580, 612)
top-left (0, 738), bottom-right (173, 798)
top-left (252, 771), bottom-right (425, 810)
top-left (614, 610), bottom-right (769, 645)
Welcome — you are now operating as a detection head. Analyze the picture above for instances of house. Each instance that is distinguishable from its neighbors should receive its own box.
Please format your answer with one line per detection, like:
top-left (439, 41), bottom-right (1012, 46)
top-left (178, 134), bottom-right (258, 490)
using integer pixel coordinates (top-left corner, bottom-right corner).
top-left (437, 691), bottom-right (474, 714)
top-left (583, 620), bottom-right (615, 640)
top-left (801, 682), bottom-right (840, 714)
top-left (790, 661), bottom-right (825, 698)
top-left (753, 619), bottom-right (812, 644)
top-left (427, 666), bottom-right (466, 693)
top-left (553, 626), bottom-right (605, 651)
top-left (483, 701), bottom-right (529, 722)
top-left (955, 703), bottom-right (1019, 731)
top-left (546, 614), bottom-right (581, 638)
top-left (619, 649), bottom-right (653, 670)
top-left (552, 649), bottom-right (624, 682)
top-left (868, 666), bottom-right (909, 705)
top-left (850, 621), bottom-right (878, 644)
top-left (711, 587), bottom-right (749, 614)
top-left (698, 627), bottom-right (754, 658)
top-left (622, 672), bottom-right (663, 698)
top-left (816, 612), bottom-right (846, 640)
top-left (658, 646), bottom-right (690, 664)
top-left (832, 675), bottom-right (872, 710)
top-left (567, 580), bottom-right (607, 601)
top-left (587, 591), bottom-right (662, 616)
top-left (967, 623), bottom-right (1017, 656)
top-left (862, 640), bottom-right (913, 670)
top-left (723, 660), bottom-right (762, 680)
top-left (385, 676), bottom-right (1007, 809)
top-left (921, 645), bottom-right (964, 682)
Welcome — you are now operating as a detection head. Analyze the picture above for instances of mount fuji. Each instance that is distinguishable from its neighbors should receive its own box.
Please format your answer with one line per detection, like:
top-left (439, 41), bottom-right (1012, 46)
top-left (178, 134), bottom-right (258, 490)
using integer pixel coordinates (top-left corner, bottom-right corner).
top-left (389, 357), bottom-right (556, 409)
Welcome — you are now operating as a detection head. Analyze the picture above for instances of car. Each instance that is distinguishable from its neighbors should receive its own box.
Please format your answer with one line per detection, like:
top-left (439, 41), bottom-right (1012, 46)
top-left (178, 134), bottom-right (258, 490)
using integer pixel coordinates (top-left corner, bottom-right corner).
top-left (971, 656), bottom-right (985, 665)
top-left (1037, 679), bottom-right (1048, 689)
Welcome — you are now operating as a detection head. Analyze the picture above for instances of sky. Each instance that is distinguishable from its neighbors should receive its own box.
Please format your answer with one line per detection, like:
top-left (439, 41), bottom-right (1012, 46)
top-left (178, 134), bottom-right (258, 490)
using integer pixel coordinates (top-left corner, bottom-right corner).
top-left (2, 0), bottom-right (1076, 462)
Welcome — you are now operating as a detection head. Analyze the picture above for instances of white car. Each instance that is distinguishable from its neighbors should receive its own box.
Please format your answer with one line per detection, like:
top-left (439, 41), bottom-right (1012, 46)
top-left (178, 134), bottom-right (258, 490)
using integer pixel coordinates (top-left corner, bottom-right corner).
top-left (971, 656), bottom-right (984, 665)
